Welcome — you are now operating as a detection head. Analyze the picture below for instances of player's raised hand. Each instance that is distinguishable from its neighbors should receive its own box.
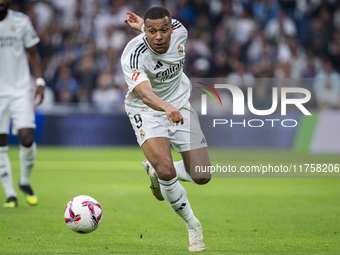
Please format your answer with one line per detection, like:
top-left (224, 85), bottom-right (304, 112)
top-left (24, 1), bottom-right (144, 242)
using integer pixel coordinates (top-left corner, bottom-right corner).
top-left (124, 11), bottom-right (144, 32)
top-left (164, 104), bottom-right (184, 126)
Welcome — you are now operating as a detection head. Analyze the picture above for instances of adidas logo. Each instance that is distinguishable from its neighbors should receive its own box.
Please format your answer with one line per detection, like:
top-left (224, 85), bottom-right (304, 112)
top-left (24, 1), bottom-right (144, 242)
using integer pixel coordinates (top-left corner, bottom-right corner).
top-left (175, 203), bottom-right (187, 211)
top-left (154, 61), bottom-right (163, 70)
top-left (201, 137), bottom-right (206, 144)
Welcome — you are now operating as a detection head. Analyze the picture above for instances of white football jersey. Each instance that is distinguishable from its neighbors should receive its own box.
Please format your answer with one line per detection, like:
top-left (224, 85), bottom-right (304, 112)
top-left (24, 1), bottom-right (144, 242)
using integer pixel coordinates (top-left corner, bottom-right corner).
top-left (0, 10), bottom-right (40, 97)
top-left (121, 19), bottom-right (191, 112)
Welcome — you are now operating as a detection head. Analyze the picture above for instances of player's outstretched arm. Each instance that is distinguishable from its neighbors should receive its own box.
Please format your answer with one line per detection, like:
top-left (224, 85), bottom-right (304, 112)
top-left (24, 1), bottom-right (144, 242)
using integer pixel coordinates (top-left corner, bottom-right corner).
top-left (134, 81), bottom-right (184, 126)
top-left (124, 11), bottom-right (144, 32)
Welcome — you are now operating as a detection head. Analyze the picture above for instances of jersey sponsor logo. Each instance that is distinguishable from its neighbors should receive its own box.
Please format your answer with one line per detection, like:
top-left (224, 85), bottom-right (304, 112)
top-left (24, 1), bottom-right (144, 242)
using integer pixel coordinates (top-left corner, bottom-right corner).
top-left (155, 59), bottom-right (185, 82)
top-left (0, 36), bottom-right (18, 48)
top-left (177, 44), bottom-right (184, 56)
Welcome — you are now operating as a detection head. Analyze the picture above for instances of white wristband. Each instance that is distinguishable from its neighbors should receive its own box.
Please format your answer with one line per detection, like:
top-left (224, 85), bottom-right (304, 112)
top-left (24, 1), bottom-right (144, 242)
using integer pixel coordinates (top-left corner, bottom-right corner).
top-left (141, 23), bottom-right (145, 33)
top-left (36, 77), bottom-right (46, 87)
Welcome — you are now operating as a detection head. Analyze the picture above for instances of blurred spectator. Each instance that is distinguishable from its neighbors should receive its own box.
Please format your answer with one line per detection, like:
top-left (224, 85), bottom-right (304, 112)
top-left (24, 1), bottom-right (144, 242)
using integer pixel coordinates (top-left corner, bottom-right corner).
top-left (96, 25), bottom-right (128, 52)
top-left (334, 3), bottom-right (340, 29)
top-left (265, 10), bottom-right (297, 45)
top-left (329, 39), bottom-right (340, 73)
top-left (192, 58), bottom-right (211, 77)
top-left (56, 66), bottom-right (80, 103)
top-left (227, 60), bottom-right (255, 95)
top-left (313, 58), bottom-right (340, 109)
top-left (253, 0), bottom-right (280, 27)
top-left (74, 53), bottom-right (98, 103)
top-left (174, 0), bottom-right (195, 28)
top-left (301, 49), bottom-right (322, 79)
top-left (232, 6), bottom-right (256, 47)
top-left (311, 0), bottom-right (336, 19)
top-left (212, 50), bottom-right (232, 77)
top-left (305, 17), bottom-right (329, 57)
top-left (32, 0), bottom-right (54, 31)
top-left (50, 0), bottom-right (77, 30)
top-left (247, 27), bottom-right (275, 65)
top-left (274, 61), bottom-right (297, 87)
top-left (92, 71), bottom-right (122, 113)
top-left (277, 36), bottom-right (305, 78)
top-left (57, 32), bottom-right (81, 67)
top-left (278, 0), bottom-right (296, 21)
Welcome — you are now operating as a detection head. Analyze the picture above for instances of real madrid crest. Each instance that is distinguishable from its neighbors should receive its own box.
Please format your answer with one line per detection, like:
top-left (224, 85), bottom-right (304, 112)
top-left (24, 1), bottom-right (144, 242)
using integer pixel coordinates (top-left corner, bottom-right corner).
top-left (140, 129), bottom-right (146, 139)
top-left (10, 24), bottom-right (16, 32)
top-left (177, 44), bottom-right (183, 56)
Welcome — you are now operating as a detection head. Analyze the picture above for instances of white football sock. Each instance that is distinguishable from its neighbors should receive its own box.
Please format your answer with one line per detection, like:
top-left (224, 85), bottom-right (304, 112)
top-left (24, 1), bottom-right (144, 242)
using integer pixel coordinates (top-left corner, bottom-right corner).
top-left (159, 176), bottom-right (199, 229)
top-left (0, 146), bottom-right (17, 198)
top-left (19, 142), bottom-right (36, 186)
top-left (174, 160), bottom-right (194, 183)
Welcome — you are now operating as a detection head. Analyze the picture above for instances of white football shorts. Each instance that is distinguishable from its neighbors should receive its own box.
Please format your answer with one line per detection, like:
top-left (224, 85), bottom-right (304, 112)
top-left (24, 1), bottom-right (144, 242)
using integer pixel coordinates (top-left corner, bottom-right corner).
top-left (0, 94), bottom-right (36, 135)
top-left (127, 102), bottom-right (207, 152)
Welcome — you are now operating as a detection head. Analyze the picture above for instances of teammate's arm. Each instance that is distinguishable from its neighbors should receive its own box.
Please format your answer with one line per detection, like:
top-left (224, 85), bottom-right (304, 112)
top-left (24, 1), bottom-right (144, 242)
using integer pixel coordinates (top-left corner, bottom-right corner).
top-left (134, 81), bottom-right (184, 126)
top-left (124, 11), bottom-right (144, 32)
top-left (26, 46), bottom-right (44, 106)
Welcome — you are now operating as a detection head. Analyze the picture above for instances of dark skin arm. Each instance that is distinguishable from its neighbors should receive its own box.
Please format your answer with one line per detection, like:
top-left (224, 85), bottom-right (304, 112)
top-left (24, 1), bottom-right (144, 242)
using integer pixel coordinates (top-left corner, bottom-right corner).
top-left (26, 45), bottom-right (44, 106)
top-left (134, 81), bottom-right (184, 126)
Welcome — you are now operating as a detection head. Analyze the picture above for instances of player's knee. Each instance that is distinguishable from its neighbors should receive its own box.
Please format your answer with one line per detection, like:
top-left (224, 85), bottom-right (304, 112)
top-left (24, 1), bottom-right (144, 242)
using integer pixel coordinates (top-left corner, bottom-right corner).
top-left (0, 134), bottom-right (8, 147)
top-left (18, 129), bottom-right (34, 147)
top-left (154, 162), bottom-right (177, 181)
top-left (20, 137), bottom-right (34, 148)
top-left (193, 176), bottom-right (211, 185)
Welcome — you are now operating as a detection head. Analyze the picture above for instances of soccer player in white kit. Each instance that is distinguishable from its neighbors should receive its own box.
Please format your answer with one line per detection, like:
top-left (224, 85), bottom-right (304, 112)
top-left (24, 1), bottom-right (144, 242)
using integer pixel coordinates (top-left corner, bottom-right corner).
top-left (121, 7), bottom-right (211, 252)
top-left (0, 0), bottom-right (45, 208)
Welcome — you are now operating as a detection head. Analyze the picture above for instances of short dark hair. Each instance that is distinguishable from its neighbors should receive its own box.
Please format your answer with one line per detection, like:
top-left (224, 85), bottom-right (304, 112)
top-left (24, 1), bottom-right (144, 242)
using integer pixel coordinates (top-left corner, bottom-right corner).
top-left (144, 7), bottom-right (171, 21)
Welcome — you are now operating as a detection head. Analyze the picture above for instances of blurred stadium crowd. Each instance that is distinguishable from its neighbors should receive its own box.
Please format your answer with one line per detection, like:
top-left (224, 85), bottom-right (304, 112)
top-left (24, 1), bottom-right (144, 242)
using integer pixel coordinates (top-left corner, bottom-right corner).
top-left (11, 0), bottom-right (340, 112)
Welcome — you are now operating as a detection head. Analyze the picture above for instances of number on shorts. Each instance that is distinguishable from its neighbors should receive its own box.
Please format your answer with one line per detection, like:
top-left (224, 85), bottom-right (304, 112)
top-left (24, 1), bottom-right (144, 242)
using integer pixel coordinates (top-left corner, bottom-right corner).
top-left (134, 114), bottom-right (143, 129)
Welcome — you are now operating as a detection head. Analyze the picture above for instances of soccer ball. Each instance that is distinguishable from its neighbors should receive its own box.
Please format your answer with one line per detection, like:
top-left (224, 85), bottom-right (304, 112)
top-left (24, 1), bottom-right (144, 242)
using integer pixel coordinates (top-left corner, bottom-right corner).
top-left (64, 195), bottom-right (103, 234)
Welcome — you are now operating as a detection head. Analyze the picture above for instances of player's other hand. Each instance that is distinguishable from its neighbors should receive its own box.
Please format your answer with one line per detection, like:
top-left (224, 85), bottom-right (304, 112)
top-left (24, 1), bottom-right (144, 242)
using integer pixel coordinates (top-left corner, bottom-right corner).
top-left (124, 11), bottom-right (144, 32)
top-left (34, 85), bottom-right (44, 107)
top-left (164, 104), bottom-right (184, 126)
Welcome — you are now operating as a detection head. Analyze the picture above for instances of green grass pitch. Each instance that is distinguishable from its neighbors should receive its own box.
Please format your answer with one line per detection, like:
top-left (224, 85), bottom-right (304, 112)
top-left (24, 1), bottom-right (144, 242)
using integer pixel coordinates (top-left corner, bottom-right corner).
top-left (1, 146), bottom-right (340, 254)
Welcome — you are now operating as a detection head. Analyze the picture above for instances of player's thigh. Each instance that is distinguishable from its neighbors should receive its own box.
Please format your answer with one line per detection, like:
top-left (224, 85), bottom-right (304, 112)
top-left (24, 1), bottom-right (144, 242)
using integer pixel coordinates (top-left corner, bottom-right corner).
top-left (128, 111), bottom-right (176, 180)
top-left (10, 94), bottom-right (35, 135)
top-left (141, 137), bottom-right (176, 181)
